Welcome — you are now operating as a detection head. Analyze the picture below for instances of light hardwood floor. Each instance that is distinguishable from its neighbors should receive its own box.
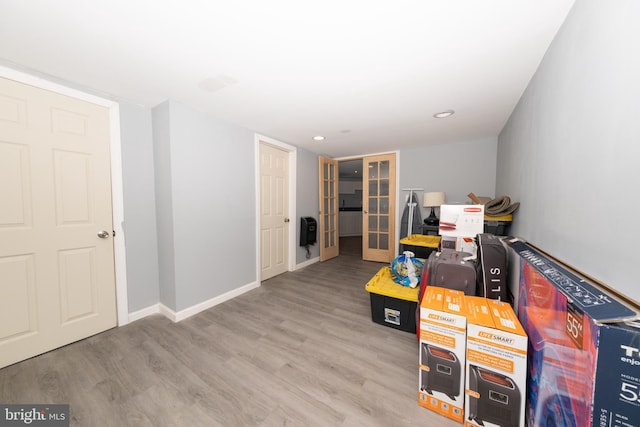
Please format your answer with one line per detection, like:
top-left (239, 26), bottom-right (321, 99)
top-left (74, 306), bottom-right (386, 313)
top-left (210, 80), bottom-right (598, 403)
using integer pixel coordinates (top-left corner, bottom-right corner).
top-left (0, 248), bottom-right (460, 427)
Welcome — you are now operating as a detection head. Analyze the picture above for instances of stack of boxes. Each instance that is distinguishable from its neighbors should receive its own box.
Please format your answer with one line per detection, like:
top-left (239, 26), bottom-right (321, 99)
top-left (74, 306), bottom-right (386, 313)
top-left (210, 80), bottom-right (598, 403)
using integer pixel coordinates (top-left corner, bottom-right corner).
top-left (506, 238), bottom-right (640, 427)
top-left (438, 204), bottom-right (484, 254)
top-left (418, 287), bottom-right (467, 423)
top-left (418, 288), bottom-right (528, 426)
top-left (369, 203), bottom-right (639, 427)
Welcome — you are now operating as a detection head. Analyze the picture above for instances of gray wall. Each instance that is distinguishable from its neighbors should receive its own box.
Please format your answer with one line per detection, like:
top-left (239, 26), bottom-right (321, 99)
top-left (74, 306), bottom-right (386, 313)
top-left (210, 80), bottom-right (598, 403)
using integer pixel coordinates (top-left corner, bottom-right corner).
top-left (497, 0), bottom-right (640, 303)
top-left (296, 147), bottom-right (320, 264)
top-left (119, 102), bottom-right (160, 312)
top-left (151, 101), bottom-right (177, 310)
top-left (153, 100), bottom-right (257, 311)
top-left (126, 99), bottom-right (317, 311)
top-left (400, 137), bottom-right (498, 219)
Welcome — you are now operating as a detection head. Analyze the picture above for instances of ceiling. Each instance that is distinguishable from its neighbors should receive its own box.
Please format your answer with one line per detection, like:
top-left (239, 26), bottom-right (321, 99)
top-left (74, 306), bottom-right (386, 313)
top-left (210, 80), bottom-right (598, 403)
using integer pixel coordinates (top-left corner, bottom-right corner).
top-left (339, 159), bottom-right (363, 180)
top-left (0, 1), bottom-right (574, 158)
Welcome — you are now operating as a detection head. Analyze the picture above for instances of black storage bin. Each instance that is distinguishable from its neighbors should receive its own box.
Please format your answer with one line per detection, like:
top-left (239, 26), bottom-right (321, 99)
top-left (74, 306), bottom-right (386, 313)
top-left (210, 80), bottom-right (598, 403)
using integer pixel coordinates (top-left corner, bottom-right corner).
top-left (365, 267), bottom-right (418, 333)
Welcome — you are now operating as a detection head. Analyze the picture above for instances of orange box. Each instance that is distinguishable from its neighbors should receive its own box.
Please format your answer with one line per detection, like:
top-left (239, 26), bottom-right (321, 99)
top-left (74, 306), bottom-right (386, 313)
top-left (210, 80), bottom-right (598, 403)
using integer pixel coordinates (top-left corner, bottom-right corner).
top-left (418, 287), bottom-right (467, 423)
top-left (464, 297), bottom-right (527, 427)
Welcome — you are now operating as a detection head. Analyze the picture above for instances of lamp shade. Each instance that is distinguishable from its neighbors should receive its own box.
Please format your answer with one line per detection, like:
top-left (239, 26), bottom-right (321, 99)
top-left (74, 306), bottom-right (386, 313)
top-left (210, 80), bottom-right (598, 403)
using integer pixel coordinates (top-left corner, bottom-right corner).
top-left (423, 192), bottom-right (446, 207)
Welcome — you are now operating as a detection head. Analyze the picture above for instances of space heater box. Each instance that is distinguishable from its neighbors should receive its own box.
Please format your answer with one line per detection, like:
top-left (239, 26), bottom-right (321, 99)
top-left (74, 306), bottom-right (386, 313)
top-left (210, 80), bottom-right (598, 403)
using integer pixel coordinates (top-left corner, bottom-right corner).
top-left (464, 296), bottom-right (528, 427)
top-left (418, 286), bottom-right (467, 424)
top-left (506, 239), bottom-right (640, 427)
top-left (467, 365), bottom-right (520, 427)
top-left (420, 343), bottom-right (461, 400)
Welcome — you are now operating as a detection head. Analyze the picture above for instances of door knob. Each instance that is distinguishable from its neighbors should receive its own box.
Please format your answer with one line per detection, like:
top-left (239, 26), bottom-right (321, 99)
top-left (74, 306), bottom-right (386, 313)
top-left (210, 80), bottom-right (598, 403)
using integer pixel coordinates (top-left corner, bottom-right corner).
top-left (97, 230), bottom-right (110, 238)
top-left (284, 218), bottom-right (290, 223)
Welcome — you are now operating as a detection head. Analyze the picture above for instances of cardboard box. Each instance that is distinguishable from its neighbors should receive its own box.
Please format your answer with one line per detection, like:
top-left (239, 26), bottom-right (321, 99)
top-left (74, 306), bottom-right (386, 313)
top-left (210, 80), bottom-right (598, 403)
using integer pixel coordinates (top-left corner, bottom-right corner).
top-left (365, 266), bottom-right (418, 333)
top-left (418, 287), bottom-right (467, 423)
top-left (439, 236), bottom-right (477, 257)
top-left (439, 204), bottom-right (485, 238)
top-left (506, 238), bottom-right (639, 427)
top-left (464, 297), bottom-right (528, 427)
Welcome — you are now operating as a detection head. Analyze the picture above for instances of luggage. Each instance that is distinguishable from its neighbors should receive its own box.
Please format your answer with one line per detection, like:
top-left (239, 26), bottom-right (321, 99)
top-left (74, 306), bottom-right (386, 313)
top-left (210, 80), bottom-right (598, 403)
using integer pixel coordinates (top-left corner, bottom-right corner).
top-left (415, 266), bottom-right (430, 339)
top-left (426, 250), bottom-right (476, 295)
top-left (475, 233), bottom-right (510, 302)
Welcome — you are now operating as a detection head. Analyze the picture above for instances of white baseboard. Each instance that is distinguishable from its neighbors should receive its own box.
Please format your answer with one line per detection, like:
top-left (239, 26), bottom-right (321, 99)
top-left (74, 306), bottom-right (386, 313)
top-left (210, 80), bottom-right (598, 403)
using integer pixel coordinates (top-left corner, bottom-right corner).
top-left (158, 303), bottom-right (177, 322)
top-left (295, 256), bottom-right (320, 270)
top-left (128, 304), bottom-right (161, 323)
top-left (126, 280), bottom-right (261, 323)
top-left (172, 280), bottom-right (261, 322)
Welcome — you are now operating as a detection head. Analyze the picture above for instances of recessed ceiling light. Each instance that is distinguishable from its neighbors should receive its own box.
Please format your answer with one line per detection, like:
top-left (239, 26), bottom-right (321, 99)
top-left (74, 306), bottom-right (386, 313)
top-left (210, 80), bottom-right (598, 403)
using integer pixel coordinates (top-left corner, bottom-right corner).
top-left (433, 110), bottom-right (455, 119)
top-left (312, 135), bottom-right (325, 141)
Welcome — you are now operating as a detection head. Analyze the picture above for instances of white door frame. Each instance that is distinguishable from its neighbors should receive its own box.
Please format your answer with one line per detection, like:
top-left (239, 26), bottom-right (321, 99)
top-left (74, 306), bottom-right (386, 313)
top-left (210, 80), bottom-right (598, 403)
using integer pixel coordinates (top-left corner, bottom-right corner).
top-left (254, 134), bottom-right (297, 282)
top-left (0, 65), bottom-right (130, 326)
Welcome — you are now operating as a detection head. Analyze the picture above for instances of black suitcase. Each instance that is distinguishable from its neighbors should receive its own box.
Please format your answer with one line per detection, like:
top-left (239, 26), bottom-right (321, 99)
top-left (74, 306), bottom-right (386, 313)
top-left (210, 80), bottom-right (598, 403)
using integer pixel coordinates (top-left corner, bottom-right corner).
top-left (427, 251), bottom-right (476, 295)
top-left (476, 233), bottom-right (510, 302)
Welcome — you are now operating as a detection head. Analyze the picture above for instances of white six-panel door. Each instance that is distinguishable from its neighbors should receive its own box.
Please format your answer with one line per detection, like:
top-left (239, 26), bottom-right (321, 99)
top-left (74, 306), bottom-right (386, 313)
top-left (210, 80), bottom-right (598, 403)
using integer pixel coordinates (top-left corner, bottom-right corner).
top-left (259, 143), bottom-right (289, 280)
top-left (0, 76), bottom-right (117, 368)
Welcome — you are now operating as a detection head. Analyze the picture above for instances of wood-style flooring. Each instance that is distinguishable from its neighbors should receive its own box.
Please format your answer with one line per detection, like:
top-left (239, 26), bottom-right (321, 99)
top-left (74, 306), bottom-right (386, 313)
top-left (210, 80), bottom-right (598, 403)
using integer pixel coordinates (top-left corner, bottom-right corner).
top-left (0, 244), bottom-right (459, 427)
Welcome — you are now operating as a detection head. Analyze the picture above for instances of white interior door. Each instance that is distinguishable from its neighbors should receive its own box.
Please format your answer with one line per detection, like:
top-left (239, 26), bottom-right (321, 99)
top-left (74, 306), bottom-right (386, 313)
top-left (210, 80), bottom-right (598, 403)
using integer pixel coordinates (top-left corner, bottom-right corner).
top-left (259, 143), bottom-right (289, 280)
top-left (0, 76), bottom-right (117, 368)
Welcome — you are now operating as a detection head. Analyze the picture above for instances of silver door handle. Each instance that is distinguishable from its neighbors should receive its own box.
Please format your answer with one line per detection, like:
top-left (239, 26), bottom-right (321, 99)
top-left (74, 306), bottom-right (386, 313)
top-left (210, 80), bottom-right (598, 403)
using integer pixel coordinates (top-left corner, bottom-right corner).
top-left (97, 230), bottom-right (110, 238)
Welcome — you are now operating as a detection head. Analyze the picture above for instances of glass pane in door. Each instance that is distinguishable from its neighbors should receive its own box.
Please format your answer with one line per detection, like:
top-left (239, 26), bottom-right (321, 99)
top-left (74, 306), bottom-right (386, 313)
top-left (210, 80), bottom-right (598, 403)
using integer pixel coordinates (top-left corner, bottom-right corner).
top-left (369, 162), bottom-right (379, 179)
top-left (380, 216), bottom-right (388, 232)
top-left (380, 161), bottom-right (389, 179)
top-left (379, 234), bottom-right (388, 250)
top-left (369, 180), bottom-right (378, 196)
top-left (380, 179), bottom-right (389, 196)
top-left (368, 233), bottom-right (377, 249)
top-left (380, 197), bottom-right (388, 214)
top-left (369, 198), bottom-right (378, 214)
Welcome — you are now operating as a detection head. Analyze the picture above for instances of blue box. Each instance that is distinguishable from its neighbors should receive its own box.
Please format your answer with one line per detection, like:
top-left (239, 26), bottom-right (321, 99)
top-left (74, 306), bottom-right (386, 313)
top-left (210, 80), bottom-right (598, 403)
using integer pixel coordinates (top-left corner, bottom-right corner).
top-left (506, 239), bottom-right (639, 427)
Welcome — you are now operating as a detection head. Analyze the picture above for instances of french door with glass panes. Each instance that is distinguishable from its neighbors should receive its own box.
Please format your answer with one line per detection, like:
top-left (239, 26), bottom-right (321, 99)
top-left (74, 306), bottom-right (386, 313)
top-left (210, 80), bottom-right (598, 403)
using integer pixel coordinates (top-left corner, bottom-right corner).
top-left (318, 156), bottom-right (339, 261)
top-left (363, 153), bottom-right (396, 263)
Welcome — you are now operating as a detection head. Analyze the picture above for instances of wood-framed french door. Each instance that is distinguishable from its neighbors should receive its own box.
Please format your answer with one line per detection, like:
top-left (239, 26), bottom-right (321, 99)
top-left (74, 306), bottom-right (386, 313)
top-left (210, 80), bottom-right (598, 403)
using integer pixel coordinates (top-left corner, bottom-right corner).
top-left (318, 156), bottom-right (339, 261)
top-left (362, 153), bottom-right (396, 263)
